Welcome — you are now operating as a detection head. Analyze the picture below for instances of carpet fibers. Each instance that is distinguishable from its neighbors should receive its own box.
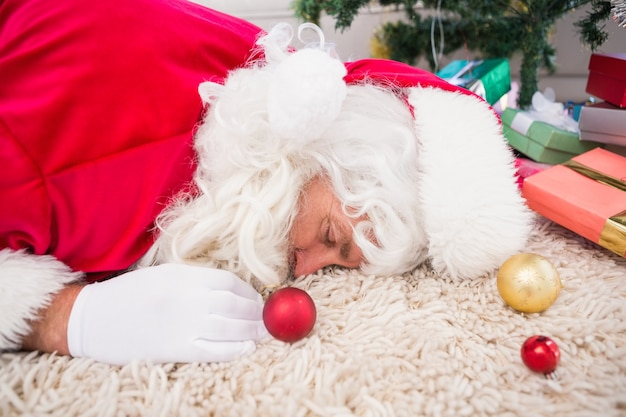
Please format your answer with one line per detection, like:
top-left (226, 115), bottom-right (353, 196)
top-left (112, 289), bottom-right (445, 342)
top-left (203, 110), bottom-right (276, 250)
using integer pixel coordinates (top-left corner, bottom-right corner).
top-left (1, 216), bottom-right (625, 417)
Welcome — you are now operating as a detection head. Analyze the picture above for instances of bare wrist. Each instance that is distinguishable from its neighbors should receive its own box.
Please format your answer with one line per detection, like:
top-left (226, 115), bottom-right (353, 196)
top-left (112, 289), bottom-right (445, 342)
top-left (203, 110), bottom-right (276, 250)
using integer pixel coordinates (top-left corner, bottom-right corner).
top-left (21, 284), bottom-right (84, 355)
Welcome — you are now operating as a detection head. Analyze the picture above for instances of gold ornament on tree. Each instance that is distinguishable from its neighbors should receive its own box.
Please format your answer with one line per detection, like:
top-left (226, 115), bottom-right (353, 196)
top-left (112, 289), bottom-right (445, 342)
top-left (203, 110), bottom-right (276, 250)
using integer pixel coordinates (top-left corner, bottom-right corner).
top-left (370, 27), bottom-right (391, 60)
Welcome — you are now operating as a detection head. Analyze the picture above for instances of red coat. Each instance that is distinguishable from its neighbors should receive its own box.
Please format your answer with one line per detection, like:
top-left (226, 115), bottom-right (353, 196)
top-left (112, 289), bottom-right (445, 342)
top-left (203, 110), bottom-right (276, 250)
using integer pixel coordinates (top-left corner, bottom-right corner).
top-left (0, 0), bottom-right (262, 280)
top-left (0, 0), bottom-right (470, 281)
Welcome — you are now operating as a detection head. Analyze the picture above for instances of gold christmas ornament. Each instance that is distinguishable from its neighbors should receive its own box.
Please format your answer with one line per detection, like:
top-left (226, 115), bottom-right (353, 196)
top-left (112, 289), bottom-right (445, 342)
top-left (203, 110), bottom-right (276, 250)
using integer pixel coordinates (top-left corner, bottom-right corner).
top-left (369, 27), bottom-right (391, 60)
top-left (497, 253), bottom-right (562, 313)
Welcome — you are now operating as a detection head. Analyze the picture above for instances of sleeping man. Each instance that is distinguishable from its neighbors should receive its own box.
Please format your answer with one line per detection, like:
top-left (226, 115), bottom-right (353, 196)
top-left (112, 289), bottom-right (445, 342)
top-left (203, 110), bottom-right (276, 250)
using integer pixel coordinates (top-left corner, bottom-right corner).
top-left (0, 0), bottom-right (532, 365)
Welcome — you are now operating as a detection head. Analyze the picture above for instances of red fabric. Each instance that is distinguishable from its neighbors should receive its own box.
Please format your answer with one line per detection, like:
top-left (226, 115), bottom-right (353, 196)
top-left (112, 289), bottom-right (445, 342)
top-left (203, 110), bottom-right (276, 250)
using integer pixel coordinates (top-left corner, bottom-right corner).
top-left (344, 59), bottom-right (482, 117)
top-left (345, 59), bottom-right (470, 95)
top-left (0, 0), bottom-right (473, 281)
top-left (0, 0), bottom-right (262, 280)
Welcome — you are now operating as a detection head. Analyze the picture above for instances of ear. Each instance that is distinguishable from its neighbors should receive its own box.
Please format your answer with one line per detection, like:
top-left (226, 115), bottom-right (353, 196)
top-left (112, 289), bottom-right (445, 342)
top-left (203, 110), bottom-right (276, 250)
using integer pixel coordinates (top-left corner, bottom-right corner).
top-left (408, 87), bottom-right (533, 279)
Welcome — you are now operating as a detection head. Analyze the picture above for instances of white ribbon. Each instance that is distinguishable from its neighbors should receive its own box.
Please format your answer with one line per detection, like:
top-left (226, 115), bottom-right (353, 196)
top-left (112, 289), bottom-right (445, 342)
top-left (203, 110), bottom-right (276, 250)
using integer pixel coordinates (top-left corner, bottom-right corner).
top-left (511, 88), bottom-right (579, 134)
top-left (510, 111), bottom-right (536, 136)
top-left (445, 60), bottom-right (484, 86)
top-left (529, 88), bottom-right (579, 132)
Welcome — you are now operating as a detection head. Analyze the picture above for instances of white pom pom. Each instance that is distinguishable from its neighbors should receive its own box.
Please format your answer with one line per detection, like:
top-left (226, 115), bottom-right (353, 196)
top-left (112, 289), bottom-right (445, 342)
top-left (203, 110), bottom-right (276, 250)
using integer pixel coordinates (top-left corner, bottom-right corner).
top-left (267, 48), bottom-right (347, 143)
top-left (198, 81), bottom-right (224, 105)
top-left (256, 22), bottom-right (293, 63)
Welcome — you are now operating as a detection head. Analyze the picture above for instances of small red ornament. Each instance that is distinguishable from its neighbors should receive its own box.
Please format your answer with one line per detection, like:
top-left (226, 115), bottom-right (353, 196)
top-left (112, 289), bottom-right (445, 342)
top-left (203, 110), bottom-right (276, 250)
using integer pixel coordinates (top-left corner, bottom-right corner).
top-left (521, 335), bottom-right (560, 377)
top-left (263, 287), bottom-right (317, 343)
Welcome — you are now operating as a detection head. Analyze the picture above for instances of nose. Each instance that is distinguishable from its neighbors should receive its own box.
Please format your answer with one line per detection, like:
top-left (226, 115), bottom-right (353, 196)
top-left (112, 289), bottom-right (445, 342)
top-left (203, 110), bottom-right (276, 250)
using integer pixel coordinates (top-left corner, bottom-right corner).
top-left (293, 251), bottom-right (329, 277)
top-left (293, 248), bottom-right (361, 277)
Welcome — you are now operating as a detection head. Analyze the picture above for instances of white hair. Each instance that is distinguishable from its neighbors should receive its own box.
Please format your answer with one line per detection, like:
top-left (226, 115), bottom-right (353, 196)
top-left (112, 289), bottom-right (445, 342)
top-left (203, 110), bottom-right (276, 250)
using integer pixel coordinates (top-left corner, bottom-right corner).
top-left (142, 26), bottom-right (431, 286)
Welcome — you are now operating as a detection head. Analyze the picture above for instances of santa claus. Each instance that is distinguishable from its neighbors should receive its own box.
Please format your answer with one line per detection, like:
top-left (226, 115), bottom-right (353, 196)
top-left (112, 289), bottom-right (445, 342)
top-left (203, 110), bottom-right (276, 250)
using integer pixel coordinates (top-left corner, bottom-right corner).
top-left (0, 0), bottom-right (531, 365)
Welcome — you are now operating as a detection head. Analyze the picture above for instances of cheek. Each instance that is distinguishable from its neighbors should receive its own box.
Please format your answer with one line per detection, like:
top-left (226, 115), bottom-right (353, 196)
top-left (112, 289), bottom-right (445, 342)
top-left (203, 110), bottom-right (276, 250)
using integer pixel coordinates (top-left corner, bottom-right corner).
top-left (289, 204), bottom-right (320, 248)
top-left (288, 213), bottom-right (311, 248)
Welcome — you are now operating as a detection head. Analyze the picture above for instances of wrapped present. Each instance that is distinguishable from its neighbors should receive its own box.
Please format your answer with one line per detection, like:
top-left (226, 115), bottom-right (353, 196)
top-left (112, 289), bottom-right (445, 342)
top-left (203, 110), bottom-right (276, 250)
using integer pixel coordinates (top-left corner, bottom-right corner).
top-left (585, 53), bottom-right (626, 108)
top-left (564, 99), bottom-right (590, 121)
top-left (522, 148), bottom-right (626, 258)
top-left (514, 157), bottom-right (552, 189)
top-left (501, 108), bottom-right (601, 164)
top-left (578, 101), bottom-right (626, 146)
top-left (437, 58), bottom-right (510, 105)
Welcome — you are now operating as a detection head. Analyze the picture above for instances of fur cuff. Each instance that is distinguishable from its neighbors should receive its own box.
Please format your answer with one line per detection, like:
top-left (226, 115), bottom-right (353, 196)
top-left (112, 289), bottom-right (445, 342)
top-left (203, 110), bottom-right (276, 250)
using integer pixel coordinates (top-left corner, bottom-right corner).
top-left (409, 87), bottom-right (533, 279)
top-left (0, 249), bottom-right (83, 350)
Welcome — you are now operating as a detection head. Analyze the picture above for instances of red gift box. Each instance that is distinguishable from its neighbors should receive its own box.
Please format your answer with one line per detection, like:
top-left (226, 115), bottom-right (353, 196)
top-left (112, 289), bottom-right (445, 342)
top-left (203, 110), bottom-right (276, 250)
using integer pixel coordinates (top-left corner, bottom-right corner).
top-left (586, 53), bottom-right (626, 108)
top-left (522, 148), bottom-right (626, 257)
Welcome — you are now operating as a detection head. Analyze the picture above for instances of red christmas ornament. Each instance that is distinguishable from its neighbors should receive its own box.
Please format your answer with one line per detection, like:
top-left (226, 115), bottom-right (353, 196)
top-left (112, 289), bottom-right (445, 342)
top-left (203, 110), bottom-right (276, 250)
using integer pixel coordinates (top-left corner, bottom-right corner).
top-left (263, 287), bottom-right (317, 343)
top-left (521, 335), bottom-right (560, 377)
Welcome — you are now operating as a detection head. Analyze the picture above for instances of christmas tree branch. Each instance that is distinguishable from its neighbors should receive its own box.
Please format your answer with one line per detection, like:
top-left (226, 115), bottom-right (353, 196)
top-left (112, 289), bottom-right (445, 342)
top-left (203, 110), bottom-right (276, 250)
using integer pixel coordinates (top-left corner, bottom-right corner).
top-left (293, 0), bottom-right (612, 107)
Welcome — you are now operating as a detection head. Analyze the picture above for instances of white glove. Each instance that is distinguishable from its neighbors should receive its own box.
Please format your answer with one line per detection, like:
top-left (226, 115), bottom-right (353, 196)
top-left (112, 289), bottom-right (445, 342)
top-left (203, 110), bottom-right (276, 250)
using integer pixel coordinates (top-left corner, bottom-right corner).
top-left (67, 263), bottom-right (268, 365)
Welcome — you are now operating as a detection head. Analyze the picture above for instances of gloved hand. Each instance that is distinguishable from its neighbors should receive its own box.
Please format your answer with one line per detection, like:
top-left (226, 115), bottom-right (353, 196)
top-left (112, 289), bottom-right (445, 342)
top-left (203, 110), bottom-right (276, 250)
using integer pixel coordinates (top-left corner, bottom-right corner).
top-left (67, 263), bottom-right (268, 365)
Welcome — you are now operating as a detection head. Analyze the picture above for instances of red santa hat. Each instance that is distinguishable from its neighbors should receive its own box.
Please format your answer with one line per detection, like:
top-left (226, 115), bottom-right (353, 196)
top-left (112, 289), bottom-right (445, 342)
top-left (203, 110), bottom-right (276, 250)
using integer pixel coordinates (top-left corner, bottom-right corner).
top-left (197, 22), bottom-right (532, 280)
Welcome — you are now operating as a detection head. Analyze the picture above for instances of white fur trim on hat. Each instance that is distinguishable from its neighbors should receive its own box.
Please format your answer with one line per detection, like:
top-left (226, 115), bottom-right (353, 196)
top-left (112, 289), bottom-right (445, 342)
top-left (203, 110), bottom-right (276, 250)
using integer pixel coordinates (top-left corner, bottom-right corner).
top-left (409, 87), bottom-right (533, 279)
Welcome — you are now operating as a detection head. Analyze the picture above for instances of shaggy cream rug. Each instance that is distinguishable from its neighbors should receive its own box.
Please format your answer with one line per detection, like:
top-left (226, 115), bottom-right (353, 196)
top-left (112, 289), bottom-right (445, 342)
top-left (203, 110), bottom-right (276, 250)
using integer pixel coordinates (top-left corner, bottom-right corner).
top-left (1, 215), bottom-right (625, 417)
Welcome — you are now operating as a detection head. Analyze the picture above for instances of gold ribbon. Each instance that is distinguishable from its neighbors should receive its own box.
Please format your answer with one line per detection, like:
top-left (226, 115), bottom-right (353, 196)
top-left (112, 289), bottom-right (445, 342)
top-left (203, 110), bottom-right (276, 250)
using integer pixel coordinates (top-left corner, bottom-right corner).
top-left (563, 160), bottom-right (626, 192)
top-left (562, 159), bottom-right (626, 256)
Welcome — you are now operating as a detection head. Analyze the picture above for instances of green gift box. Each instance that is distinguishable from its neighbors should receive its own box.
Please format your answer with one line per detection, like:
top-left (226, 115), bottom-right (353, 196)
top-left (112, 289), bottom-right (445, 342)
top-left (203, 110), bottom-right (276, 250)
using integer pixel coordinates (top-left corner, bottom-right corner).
top-left (501, 108), bottom-right (602, 164)
top-left (437, 58), bottom-right (510, 105)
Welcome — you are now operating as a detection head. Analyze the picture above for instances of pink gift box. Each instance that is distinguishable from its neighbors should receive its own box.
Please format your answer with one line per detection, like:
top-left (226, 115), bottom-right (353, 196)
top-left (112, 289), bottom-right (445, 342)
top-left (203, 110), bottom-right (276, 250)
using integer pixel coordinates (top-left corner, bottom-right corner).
top-left (522, 148), bottom-right (626, 257)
